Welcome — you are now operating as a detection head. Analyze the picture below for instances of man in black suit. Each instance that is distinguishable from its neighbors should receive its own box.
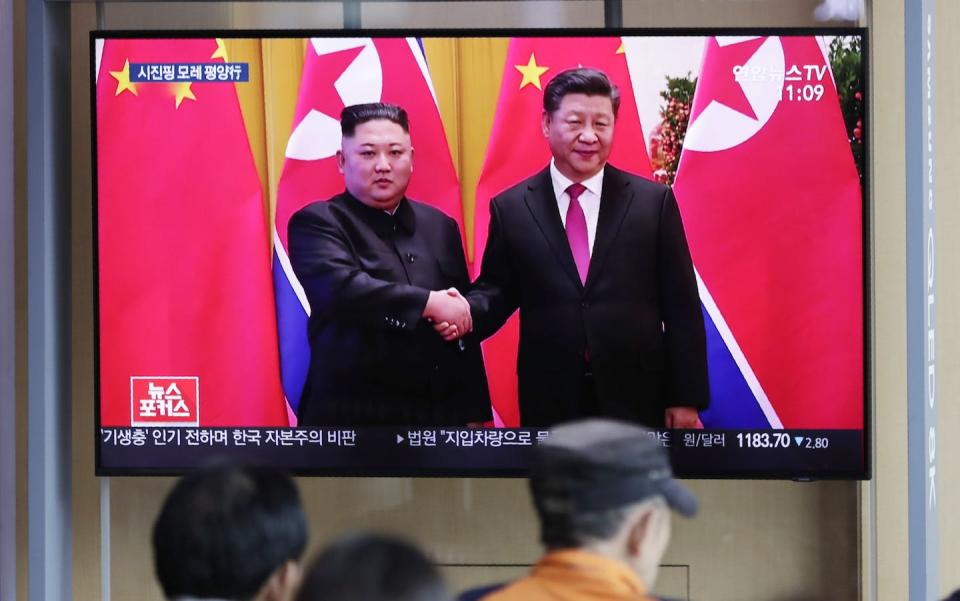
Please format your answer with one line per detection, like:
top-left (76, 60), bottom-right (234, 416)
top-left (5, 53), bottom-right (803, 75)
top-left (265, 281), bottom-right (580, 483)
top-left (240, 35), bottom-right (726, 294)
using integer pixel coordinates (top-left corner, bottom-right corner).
top-left (288, 103), bottom-right (490, 426)
top-left (468, 68), bottom-right (708, 428)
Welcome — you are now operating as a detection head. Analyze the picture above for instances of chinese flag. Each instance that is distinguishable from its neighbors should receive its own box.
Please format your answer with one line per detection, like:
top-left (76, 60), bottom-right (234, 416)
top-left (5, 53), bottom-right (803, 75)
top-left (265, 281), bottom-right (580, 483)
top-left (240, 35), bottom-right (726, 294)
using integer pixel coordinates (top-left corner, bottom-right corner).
top-left (474, 37), bottom-right (654, 427)
top-left (272, 38), bottom-right (465, 418)
top-left (97, 38), bottom-right (288, 426)
top-left (673, 36), bottom-right (863, 429)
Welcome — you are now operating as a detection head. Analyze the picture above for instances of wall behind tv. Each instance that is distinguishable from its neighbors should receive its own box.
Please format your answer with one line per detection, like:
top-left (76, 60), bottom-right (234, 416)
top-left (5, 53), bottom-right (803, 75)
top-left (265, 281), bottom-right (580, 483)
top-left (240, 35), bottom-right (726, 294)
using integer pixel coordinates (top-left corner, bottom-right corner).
top-left (74, 3), bottom-right (862, 601)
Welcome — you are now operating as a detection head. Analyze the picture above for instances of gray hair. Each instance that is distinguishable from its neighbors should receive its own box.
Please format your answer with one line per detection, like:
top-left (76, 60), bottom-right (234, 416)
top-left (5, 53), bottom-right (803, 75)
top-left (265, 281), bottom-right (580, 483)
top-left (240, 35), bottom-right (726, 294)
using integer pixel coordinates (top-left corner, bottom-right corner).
top-left (535, 495), bottom-right (665, 549)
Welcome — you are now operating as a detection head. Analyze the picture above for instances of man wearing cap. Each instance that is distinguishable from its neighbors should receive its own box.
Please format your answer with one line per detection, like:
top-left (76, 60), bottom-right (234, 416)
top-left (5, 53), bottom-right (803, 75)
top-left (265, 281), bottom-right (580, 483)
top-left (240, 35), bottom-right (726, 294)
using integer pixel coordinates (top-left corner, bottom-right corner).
top-left (482, 418), bottom-right (697, 601)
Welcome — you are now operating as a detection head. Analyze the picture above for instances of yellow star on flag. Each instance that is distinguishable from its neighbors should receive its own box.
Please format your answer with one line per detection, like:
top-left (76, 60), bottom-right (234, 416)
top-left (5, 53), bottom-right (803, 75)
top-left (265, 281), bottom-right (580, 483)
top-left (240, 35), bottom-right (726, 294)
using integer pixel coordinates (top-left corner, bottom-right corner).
top-left (110, 59), bottom-right (138, 97)
top-left (616, 40), bottom-right (625, 55)
top-left (173, 82), bottom-right (196, 109)
top-left (515, 53), bottom-right (549, 90)
top-left (211, 38), bottom-right (229, 61)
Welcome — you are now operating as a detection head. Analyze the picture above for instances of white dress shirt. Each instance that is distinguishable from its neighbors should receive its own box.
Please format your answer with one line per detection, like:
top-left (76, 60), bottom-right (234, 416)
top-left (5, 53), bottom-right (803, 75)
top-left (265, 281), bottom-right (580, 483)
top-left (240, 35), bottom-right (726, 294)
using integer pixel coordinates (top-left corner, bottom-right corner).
top-left (550, 160), bottom-right (604, 256)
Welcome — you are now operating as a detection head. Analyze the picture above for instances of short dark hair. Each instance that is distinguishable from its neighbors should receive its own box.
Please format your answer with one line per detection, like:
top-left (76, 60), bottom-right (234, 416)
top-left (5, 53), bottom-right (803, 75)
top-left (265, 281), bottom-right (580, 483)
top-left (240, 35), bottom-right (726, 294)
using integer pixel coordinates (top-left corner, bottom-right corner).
top-left (295, 533), bottom-right (449, 601)
top-left (152, 464), bottom-right (308, 601)
top-left (341, 103), bottom-right (410, 137)
top-left (543, 68), bottom-right (621, 118)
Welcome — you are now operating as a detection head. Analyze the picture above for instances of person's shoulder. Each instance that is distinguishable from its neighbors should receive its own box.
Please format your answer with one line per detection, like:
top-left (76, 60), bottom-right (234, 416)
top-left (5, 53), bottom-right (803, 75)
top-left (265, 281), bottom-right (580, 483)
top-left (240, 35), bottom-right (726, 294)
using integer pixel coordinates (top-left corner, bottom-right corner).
top-left (455, 582), bottom-right (506, 601)
top-left (607, 164), bottom-right (670, 198)
top-left (474, 583), bottom-right (516, 601)
top-left (491, 167), bottom-right (551, 209)
top-left (405, 200), bottom-right (464, 242)
top-left (405, 198), bottom-right (456, 225)
top-left (291, 194), bottom-right (349, 224)
top-left (474, 576), bottom-right (541, 601)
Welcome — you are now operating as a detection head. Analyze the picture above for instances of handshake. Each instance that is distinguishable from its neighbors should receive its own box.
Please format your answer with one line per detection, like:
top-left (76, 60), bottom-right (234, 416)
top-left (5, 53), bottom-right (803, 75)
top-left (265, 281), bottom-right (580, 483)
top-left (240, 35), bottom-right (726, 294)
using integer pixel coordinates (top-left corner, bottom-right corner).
top-left (422, 288), bottom-right (472, 342)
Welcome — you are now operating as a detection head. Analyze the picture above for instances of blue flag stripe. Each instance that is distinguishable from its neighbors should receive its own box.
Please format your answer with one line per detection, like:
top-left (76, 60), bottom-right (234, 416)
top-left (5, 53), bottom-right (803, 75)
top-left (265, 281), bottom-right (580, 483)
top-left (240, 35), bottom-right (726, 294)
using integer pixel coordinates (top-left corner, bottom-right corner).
top-left (699, 303), bottom-right (772, 428)
top-left (273, 250), bottom-right (310, 413)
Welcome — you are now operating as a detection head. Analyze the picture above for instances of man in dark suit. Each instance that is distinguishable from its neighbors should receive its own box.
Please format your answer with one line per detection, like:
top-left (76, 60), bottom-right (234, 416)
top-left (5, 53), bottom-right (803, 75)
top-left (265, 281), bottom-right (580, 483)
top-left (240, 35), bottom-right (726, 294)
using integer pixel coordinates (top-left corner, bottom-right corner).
top-left (288, 103), bottom-right (490, 426)
top-left (468, 69), bottom-right (708, 428)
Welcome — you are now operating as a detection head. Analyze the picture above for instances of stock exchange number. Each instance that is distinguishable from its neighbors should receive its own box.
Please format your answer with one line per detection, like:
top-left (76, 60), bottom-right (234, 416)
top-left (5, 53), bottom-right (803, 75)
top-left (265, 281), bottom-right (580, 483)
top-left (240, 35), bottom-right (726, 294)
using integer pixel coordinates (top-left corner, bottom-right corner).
top-left (800, 437), bottom-right (830, 449)
top-left (736, 432), bottom-right (791, 448)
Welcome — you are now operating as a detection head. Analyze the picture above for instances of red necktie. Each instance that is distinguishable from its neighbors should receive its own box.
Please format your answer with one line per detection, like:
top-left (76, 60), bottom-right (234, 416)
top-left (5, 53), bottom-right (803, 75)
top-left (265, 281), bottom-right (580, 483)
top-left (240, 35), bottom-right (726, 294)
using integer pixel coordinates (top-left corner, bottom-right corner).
top-left (565, 183), bottom-right (589, 284)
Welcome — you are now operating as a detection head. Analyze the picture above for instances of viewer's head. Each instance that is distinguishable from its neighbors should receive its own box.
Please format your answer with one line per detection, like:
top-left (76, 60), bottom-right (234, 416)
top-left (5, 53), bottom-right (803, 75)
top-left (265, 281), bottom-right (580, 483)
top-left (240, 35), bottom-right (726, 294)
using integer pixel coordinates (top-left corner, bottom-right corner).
top-left (152, 464), bottom-right (308, 601)
top-left (529, 419), bottom-right (697, 588)
top-left (541, 68), bottom-right (620, 182)
top-left (338, 103), bottom-right (413, 212)
top-left (295, 533), bottom-right (449, 601)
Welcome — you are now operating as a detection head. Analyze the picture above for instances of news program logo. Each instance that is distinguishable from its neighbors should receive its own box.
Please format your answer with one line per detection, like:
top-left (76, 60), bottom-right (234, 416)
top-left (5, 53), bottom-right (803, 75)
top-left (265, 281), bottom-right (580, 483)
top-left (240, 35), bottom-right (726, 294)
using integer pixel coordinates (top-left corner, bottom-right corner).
top-left (130, 377), bottom-right (199, 427)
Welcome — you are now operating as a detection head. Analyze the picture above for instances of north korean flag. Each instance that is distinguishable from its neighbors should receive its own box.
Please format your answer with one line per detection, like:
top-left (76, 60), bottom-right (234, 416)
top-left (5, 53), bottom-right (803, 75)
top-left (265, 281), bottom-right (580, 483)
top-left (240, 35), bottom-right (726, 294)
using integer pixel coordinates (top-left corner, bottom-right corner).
top-left (673, 36), bottom-right (863, 429)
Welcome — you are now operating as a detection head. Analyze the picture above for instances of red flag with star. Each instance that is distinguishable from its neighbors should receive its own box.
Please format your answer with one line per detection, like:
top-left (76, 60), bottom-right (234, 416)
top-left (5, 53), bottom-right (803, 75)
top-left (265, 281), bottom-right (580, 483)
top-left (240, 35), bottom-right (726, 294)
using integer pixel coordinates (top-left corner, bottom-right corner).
top-left (473, 37), bottom-right (654, 427)
top-left (688, 36), bottom-right (767, 123)
top-left (96, 38), bottom-right (289, 426)
top-left (673, 36), bottom-right (863, 429)
top-left (274, 38), bottom-right (463, 252)
top-left (271, 38), bottom-right (465, 418)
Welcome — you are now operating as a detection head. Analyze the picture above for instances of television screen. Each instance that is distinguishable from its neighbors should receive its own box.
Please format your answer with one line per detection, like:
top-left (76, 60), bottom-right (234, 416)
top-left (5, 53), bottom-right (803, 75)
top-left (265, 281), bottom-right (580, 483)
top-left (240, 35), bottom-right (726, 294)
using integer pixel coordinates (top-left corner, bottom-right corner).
top-left (93, 29), bottom-right (868, 478)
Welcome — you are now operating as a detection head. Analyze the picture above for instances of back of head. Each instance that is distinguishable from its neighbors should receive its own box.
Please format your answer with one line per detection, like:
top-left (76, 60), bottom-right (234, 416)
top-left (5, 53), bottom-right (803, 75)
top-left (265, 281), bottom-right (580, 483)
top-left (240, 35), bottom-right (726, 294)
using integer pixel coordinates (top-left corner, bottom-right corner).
top-left (529, 418), bottom-right (696, 549)
top-left (295, 533), bottom-right (449, 601)
top-left (153, 464), bottom-right (308, 601)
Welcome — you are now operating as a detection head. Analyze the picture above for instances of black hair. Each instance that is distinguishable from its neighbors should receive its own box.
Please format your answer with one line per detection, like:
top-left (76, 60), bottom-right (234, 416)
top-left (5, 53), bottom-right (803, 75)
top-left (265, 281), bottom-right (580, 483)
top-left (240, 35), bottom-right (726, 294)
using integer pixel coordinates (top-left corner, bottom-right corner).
top-left (543, 68), bottom-right (621, 118)
top-left (341, 103), bottom-right (410, 137)
top-left (152, 464), bottom-right (308, 601)
top-left (295, 533), bottom-right (449, 601)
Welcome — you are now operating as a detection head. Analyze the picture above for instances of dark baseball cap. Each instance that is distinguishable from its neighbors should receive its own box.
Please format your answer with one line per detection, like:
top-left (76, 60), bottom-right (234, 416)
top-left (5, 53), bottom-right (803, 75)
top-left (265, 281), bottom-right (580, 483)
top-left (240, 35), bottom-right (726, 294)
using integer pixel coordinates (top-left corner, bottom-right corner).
top-left (529, 418), bottom-right (698, 517)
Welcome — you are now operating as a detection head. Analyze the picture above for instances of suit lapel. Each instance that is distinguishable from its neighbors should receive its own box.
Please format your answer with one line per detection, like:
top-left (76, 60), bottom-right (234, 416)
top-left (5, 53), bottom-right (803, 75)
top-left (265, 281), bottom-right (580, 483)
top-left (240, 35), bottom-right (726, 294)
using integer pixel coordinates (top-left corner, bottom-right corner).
top-left (584, 165), bottom-right (633, 293)
top-left (523, 167), bottom-right (584, 290)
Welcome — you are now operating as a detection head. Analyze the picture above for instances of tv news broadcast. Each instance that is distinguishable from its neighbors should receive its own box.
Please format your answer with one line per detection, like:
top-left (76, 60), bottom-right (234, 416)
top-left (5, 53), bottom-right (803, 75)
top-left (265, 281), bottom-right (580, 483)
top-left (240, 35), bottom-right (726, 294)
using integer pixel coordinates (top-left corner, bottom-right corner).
top-left (93, 30), bottom-right (868, 478)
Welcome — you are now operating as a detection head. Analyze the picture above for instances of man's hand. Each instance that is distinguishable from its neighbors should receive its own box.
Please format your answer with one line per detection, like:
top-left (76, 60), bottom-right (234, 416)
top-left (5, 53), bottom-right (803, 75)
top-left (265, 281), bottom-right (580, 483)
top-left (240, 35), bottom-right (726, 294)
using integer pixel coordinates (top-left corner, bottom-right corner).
top-left (664, 406), bottom-right (703, 429)
top-left (423, 288), bottom-right (472, 341)
top-left (443, 288), bottom-right (472, 334)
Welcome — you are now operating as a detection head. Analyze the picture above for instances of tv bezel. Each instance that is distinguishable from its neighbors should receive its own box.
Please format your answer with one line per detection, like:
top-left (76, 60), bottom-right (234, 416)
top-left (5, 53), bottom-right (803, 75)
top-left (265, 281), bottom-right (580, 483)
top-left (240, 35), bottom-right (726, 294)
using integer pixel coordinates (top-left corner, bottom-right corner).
top-left (90, 27), bottom-right (871, 480)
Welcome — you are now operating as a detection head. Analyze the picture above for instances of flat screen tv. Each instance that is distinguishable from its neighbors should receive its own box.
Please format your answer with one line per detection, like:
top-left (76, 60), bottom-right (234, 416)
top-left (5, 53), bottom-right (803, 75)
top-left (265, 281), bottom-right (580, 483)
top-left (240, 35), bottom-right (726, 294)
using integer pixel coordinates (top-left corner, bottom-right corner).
top-left (92, 28), bottom-right (869, 478)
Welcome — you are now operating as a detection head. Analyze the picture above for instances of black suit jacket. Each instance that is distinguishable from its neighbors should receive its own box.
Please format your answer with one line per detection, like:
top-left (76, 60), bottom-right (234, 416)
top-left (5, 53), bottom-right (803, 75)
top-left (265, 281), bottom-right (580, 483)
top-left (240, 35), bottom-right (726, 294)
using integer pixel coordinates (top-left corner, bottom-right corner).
top-left (468, 165), bottom-right (708, 427)
top-left (288, 192), bottom-right (491, 426)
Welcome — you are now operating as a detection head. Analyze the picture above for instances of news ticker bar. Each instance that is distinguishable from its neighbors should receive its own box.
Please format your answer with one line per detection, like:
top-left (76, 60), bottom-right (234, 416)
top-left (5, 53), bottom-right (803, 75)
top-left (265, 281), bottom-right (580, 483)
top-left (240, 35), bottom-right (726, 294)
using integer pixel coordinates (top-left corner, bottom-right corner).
top-left (98, 428), bottom-right (865, 478)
